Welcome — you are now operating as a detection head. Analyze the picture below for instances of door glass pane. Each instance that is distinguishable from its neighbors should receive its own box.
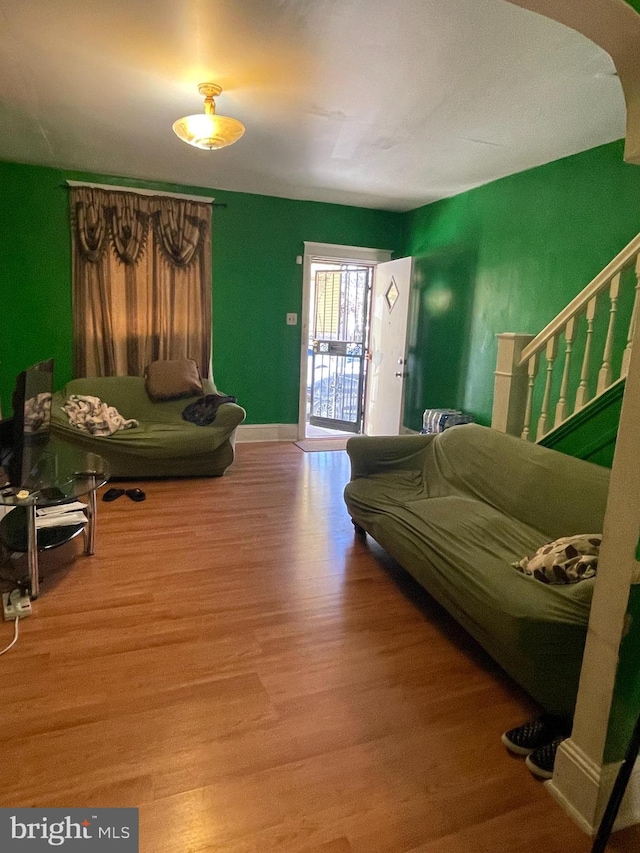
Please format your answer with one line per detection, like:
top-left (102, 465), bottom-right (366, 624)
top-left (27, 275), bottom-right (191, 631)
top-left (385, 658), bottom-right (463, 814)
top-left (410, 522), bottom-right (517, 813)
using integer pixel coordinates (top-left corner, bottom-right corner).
top-left (309, 266), bottom-right (370, 432)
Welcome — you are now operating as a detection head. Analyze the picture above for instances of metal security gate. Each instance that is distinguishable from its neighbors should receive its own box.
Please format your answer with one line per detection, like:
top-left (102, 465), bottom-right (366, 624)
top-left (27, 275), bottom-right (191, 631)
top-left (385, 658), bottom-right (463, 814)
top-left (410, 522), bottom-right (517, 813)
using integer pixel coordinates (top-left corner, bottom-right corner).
top-left (309, 267), bottom-right (371, 432)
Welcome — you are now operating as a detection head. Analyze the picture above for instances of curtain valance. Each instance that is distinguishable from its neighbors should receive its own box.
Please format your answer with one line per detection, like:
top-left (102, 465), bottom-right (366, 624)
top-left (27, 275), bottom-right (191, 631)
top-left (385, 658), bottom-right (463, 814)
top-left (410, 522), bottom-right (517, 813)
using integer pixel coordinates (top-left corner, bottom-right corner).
top-left (71, 187), bottom-right (210, 269)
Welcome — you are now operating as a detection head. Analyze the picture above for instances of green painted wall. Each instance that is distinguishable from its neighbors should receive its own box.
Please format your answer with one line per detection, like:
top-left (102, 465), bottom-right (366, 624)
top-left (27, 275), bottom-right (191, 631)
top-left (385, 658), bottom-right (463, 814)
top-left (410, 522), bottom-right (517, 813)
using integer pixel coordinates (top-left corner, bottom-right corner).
top-left (401, 140), bottom-right (640, 433)
top-left (0, 161), bottom-right (402, 424)
top-left (2, 142), bottom-right (639, 434)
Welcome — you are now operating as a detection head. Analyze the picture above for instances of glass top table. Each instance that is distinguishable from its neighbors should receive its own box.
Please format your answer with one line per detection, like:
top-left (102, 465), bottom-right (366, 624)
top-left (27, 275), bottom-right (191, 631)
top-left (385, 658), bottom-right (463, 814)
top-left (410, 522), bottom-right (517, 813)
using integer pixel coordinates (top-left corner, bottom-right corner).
top-left (0, 439), bottom-right (109, 599)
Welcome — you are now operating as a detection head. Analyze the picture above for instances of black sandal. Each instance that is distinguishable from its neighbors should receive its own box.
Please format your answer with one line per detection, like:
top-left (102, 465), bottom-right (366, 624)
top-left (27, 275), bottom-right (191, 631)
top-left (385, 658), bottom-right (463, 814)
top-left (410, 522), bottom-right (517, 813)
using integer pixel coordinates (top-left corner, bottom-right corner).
top-left (102, 488), bottom-right (125, 502)
top-left (125, 488), bottom-right (146, 502)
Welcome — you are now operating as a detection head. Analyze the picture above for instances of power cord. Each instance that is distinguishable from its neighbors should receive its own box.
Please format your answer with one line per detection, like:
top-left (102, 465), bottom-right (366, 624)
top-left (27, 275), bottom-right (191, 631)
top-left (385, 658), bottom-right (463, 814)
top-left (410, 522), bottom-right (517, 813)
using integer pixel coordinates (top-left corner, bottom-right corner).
top-left (0, 587), bottom-right (31, 655)
top-left (0, 616), bottom-right (19, 656)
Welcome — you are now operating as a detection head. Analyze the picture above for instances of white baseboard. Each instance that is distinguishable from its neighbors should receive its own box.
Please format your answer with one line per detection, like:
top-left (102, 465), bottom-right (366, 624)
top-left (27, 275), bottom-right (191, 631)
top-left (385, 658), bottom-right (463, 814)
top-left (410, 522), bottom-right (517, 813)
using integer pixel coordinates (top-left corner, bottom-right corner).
top-left (547, 737), bottom-right (640, 835)
top-left (236, 424), bottom-right (298, 442)
top-left (546, 740), bottom-right (601, 835)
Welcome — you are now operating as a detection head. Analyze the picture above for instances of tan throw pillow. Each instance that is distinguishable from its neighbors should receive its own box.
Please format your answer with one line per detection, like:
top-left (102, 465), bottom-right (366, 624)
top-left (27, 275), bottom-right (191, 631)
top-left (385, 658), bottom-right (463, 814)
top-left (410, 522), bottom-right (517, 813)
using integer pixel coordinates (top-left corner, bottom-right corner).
top-left (513, 535), bottom-right (602, 584)
top-left (145, 359), bottom-right (204, 402)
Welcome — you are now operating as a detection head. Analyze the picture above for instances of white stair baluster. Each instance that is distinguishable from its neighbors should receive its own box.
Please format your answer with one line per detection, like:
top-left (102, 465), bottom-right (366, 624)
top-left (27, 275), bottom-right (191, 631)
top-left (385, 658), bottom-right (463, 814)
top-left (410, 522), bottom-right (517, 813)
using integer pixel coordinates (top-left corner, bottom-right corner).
top-left (621, 254), bottom-right (640, 377)
top-left (495, 233), bottom-right (640, 443)
top-left (521, 354), bottom-right (539, 442)
top-left (575, 296), bottom-right (597, 410)
top-left (554, 316), bottom-right (576, 427)
top-left (597, 273), bottom-right (621, 395)
top-left (537, 336), bottom-right (558, 440)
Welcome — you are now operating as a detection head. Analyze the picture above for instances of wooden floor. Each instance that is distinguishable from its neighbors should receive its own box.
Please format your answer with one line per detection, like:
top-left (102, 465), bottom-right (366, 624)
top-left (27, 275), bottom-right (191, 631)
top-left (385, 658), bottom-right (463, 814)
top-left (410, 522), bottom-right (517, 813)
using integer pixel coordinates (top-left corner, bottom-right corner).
top-left (1, 441), bottom-right (638, 853)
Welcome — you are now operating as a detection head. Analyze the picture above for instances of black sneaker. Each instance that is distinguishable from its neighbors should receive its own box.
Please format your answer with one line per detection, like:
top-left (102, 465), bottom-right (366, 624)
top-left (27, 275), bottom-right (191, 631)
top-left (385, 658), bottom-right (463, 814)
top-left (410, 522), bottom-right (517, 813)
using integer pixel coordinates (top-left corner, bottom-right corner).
top-left (525, 736), bottom-right (566, 779)
top-left (501, 716), bottom-right (567, 756)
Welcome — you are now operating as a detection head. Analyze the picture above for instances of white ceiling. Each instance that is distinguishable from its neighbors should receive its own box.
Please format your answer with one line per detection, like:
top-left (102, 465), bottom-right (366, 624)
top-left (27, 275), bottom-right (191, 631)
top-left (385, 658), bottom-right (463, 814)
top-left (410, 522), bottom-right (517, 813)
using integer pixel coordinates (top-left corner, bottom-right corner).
top-left (0, 0), bottom-right (626, 211)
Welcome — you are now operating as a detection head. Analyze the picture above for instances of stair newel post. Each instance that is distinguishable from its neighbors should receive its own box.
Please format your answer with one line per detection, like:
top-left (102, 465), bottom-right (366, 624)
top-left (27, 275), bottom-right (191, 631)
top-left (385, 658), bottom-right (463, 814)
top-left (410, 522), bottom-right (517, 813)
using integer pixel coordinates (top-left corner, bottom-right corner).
top-left (554, 317), bottom-right (576, 428)
top-left (536, 336), bottom-right (558, 440)
top-left (521, 353), bottom-right (539, 442)
top-left (491, 333), bottom-right (535, 435)
top-left (597, 273), bottom-right (621, 395)
top-left (621, 254), bottom-right (640, 377)
top-left (575, 296), bottom-right (597, 411)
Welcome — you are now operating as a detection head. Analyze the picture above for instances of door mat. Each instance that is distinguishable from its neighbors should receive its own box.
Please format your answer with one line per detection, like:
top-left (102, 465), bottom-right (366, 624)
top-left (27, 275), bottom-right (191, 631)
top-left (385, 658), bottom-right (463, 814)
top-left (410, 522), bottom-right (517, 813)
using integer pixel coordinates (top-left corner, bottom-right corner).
top-left (294, 438), bottom-right (350, 452)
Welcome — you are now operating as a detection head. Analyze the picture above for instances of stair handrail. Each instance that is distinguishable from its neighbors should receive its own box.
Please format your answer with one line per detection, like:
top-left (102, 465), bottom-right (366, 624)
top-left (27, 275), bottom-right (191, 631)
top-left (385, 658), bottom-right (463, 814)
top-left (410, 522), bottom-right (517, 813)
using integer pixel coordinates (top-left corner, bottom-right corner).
top-left (492, 231), bottom-right (640, 441)
top-left (518, 232), bottom-right (640, 368)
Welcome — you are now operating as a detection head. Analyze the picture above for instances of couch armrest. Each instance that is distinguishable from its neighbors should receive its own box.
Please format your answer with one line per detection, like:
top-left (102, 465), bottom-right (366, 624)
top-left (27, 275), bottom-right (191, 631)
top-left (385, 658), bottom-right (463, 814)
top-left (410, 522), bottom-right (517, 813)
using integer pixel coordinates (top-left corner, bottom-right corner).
top-left (346, 434), bottom-right (437, 479)
top-left (210, 402), bottom-right (246, 431)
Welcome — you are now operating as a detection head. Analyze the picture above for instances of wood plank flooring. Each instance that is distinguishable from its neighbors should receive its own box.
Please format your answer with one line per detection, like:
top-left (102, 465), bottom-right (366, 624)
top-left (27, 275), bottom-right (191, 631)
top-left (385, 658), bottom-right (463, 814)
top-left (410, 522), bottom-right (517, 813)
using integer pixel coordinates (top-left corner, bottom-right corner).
top-left (0, 441), bottom-right (638, 852)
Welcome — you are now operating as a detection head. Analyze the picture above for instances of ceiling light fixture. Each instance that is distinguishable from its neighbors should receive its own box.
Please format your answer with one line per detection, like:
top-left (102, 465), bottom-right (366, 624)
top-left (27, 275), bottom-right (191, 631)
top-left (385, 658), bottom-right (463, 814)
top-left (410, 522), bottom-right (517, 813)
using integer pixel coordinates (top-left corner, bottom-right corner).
top-left (173, 83), bottom-right (245, 150)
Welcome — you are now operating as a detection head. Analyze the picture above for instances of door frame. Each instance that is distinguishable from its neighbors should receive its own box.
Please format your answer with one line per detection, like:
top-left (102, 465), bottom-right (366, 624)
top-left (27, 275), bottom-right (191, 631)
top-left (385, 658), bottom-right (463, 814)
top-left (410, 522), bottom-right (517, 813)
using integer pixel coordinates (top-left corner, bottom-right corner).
top-left (298, 242), bottom-right (392, 440)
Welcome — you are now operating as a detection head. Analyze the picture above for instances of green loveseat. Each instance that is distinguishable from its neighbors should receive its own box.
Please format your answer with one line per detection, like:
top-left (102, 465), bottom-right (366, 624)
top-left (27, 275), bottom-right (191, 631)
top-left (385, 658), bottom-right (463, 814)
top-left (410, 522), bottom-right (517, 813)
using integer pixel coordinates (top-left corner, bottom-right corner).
top-left (51, 376), bottom-right (246, 478)
top-left (344, 424), bottom-right (610, 718)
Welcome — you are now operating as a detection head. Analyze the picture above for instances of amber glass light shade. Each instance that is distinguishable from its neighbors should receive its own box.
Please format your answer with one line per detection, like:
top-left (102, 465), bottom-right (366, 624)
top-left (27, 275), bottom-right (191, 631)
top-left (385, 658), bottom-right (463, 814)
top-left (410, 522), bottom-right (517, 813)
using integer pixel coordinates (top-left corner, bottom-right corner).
top-left (173, 83), bottom-right (245, 150)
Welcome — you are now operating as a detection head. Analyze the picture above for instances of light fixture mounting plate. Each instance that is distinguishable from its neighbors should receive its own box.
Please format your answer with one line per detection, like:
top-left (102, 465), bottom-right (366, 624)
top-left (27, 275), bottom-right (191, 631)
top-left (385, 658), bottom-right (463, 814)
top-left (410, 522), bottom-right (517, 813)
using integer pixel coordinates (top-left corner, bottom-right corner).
top-left (198, 83), bottom-right (222, 98)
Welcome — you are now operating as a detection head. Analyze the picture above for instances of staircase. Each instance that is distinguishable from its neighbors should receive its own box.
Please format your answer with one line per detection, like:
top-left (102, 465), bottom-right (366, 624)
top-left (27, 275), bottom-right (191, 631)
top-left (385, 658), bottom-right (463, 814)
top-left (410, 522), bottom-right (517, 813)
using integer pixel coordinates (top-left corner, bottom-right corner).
top-left (492, 233), bottom-right (640, 465)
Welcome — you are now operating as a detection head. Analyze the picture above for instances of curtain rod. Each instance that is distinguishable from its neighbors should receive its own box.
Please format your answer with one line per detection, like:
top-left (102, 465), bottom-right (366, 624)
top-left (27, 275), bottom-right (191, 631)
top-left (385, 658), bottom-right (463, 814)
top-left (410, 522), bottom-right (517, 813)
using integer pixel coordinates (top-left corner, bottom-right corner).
top-left (63, 180), bottom-right (227, 207)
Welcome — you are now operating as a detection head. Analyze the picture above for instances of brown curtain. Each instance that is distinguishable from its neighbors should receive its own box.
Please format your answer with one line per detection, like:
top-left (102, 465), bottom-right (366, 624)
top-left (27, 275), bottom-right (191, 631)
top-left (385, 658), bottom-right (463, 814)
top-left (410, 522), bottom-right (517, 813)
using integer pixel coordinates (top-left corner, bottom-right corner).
top-left (70, 187), bottom-right (212, 378)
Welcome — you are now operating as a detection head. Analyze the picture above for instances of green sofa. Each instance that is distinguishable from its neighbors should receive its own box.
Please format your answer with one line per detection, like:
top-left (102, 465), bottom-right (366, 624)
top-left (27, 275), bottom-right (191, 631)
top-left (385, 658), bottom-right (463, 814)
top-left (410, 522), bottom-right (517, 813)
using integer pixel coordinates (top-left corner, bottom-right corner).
top-left (344, 424), bottom-right (610, 718)
top-left (51, 376), bottom-right (246, 478)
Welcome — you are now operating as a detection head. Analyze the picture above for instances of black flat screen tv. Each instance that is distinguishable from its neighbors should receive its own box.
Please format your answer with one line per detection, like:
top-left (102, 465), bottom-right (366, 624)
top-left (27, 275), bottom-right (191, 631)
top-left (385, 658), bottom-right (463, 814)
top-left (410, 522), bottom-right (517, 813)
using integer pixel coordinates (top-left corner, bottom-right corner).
top-left (3, 359), bottom-right (54, 487)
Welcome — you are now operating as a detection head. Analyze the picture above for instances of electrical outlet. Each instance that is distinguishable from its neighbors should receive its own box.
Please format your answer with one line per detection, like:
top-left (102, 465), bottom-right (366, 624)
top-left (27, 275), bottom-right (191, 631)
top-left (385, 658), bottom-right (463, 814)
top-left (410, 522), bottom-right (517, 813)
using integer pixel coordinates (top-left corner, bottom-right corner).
top-left (286, 313), bottom-right (298, 325)
top-left (2, 589), bottom-right (32, 620)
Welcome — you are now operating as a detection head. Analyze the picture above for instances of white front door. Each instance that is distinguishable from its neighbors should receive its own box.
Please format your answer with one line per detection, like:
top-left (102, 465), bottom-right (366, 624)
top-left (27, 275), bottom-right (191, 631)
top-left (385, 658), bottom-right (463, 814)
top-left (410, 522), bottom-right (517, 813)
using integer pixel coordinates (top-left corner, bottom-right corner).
top-left (364, 256), bottom-right (413, 435)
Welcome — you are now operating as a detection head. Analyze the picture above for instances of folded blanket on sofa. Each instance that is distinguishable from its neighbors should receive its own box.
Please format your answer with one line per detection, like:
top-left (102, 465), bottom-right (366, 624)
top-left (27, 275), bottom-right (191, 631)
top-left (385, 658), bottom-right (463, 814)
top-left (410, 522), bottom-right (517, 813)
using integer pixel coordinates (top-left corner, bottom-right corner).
top-left (61, 395), bottom-right (139, 436)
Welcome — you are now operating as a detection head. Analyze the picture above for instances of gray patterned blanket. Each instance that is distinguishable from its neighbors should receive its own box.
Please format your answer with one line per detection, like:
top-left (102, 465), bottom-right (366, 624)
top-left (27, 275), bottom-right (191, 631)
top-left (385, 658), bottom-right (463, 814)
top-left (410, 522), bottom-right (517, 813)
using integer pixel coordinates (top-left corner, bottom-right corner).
top-left (61, 395), bottom-right (139, 436)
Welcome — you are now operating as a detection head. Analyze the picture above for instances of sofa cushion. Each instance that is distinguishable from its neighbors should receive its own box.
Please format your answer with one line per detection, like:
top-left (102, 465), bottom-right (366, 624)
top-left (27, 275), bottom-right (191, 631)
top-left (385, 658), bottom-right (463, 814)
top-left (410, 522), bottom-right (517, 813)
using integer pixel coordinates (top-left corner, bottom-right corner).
top-left (513, 534), bottom-right (602, 584)
top-left (144, 359), bottom-right (204, 401)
